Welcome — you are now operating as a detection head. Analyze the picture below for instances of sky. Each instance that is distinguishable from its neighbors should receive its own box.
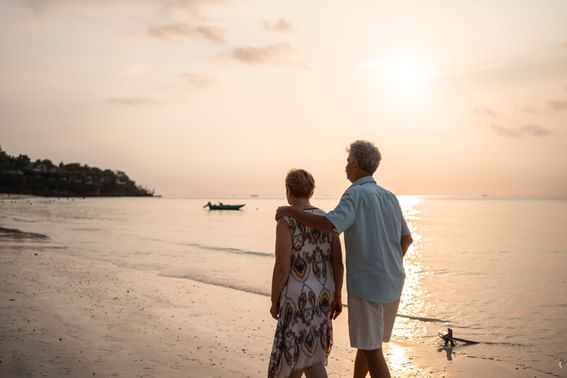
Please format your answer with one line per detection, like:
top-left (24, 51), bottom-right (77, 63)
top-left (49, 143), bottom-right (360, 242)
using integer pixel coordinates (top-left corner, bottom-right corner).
top-left (1, 0), bottom-right (566, 198)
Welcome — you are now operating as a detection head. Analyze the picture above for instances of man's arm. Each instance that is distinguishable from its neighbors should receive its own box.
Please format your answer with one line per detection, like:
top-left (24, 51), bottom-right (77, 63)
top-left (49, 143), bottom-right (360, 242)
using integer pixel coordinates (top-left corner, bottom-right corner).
top-left (401, 233), bottom-right (413, 257)
top-left (275, 206), bottom-right (335, 232)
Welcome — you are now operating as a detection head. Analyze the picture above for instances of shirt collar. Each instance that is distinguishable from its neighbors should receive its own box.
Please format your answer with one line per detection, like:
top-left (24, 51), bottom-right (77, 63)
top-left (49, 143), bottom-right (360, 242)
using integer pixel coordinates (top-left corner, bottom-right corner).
top-left (351, 175), bottom-right (375, 187)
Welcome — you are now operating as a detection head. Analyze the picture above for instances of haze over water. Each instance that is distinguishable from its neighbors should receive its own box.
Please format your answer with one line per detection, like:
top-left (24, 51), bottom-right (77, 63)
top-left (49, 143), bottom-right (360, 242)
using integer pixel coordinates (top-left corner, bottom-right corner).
top-left (1, 196), bottom-right (566, 377)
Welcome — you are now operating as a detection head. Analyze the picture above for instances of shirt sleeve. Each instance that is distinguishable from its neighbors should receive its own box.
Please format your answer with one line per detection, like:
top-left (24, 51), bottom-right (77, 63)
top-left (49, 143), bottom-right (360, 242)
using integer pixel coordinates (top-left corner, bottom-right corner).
top-left (325, 188), bottom-right (357, 234)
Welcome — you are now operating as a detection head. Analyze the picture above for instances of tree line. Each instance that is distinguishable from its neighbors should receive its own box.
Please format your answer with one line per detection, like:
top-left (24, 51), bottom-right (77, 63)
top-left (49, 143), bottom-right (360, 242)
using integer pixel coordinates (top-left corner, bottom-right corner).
top-left (0, 147), bottom-right (154, 197)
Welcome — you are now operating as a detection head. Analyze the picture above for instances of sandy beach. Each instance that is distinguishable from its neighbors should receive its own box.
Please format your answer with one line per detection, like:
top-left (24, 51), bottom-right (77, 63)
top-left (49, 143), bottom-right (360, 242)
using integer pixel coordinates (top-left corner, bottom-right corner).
top-left (0, 240), bottom-right (536, 378)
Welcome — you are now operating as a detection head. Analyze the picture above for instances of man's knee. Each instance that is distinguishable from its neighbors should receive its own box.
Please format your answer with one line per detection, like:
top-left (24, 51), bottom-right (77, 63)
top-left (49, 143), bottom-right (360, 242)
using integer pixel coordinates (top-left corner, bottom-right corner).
top-left (359, 347), bottom-right (383, 353)
top-left (359, 347), bottom-right (385, 360)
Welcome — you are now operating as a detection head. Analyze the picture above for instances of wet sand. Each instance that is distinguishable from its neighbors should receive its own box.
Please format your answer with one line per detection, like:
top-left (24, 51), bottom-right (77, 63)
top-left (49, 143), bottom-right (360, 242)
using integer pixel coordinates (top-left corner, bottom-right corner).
top-left (0, 244), bottom-right (530, 377)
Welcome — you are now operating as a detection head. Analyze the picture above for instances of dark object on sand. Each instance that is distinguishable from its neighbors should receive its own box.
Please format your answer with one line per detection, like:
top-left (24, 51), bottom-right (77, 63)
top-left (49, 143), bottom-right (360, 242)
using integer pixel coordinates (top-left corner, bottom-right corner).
top-left (439, 328), bottom-right (479, 347)
top-left (203, 201), bottom-right (245, 210)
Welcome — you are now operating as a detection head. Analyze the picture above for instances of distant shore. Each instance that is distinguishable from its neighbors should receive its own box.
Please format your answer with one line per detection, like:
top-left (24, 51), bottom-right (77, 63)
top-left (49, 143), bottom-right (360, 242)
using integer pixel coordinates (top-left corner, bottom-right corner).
top-left (1, 148), bottom-right (154, 197)
top-left (0, 193), bottom-right (155, 199)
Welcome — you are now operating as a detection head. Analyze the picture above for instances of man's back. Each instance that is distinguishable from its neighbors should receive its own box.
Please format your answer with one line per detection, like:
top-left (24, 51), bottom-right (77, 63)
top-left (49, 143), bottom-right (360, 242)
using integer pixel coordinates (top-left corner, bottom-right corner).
top-left (326, 176), bottom-right (409, 303)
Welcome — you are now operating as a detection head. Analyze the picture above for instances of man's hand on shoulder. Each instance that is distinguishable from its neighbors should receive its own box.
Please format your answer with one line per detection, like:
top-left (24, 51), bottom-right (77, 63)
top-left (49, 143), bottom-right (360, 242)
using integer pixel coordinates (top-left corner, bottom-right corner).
top-left (275, 206), bottom-right (292, 221)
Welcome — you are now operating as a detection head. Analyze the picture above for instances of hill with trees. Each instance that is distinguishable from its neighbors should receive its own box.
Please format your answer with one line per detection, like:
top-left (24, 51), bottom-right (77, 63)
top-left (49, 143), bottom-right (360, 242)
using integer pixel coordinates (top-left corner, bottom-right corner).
top-left (0, 147), bottom-right (154, 197)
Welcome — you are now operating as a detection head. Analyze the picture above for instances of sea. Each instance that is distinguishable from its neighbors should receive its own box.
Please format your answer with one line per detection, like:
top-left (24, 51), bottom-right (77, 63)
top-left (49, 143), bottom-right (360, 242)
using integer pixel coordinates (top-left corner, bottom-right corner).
top-left (1, 196), bottom-right (566, 377)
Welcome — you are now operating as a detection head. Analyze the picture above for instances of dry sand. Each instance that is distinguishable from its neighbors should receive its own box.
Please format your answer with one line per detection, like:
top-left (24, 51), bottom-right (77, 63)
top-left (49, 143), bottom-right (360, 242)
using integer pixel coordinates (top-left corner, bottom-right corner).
top-left (0, 244), bottom-right (531, 377)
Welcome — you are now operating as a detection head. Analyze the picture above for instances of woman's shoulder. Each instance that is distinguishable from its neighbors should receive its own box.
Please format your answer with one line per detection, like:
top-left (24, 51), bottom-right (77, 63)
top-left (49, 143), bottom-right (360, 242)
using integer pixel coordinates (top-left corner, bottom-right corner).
top-left (305, 207), bottom-right (326, 216)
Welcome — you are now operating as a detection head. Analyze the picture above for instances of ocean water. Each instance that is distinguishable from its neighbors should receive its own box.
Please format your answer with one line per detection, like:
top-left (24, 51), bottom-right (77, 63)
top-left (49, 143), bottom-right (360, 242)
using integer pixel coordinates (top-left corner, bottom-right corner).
top-left (1, 196), bottom-right (566, 377)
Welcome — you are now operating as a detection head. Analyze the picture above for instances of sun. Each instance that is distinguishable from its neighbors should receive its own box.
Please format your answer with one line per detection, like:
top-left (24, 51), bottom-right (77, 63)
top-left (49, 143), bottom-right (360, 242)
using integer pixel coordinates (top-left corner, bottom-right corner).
top-left (383, 61), bottom-right (428, 94)
top-left (359, 55), bottom-right (433, 104)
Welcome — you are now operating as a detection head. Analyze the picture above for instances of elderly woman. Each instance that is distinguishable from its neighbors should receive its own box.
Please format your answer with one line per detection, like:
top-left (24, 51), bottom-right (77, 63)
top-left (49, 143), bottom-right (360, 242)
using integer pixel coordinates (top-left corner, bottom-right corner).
top-left (268, 169), bottom-right (344, 378)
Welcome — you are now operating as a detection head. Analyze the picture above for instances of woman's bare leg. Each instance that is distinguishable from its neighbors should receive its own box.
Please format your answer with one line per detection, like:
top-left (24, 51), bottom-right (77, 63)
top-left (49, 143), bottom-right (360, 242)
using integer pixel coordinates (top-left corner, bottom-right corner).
top-left (289, 369), bottom-right (304, 378)
top-left (305, 363), bottom-right (327, 378)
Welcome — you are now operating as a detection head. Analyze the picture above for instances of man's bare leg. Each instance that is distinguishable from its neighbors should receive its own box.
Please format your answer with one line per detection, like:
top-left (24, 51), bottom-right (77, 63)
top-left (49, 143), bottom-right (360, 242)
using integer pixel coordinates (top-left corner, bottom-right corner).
top-left (353, 349), bottom-right (368, 378)
top-left (353, 348), bottom-right (391, 378)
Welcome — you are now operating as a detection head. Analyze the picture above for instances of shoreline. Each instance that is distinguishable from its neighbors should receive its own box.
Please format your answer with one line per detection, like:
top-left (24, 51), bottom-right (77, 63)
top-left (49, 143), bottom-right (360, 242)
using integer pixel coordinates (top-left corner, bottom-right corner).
top-left (0, 244), bottom-right (540, 377)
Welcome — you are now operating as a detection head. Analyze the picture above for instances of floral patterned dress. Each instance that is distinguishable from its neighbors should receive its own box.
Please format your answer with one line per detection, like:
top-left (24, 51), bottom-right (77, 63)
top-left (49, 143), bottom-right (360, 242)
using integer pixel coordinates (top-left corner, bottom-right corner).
top-left (268, 209), bottom-right (337, 378)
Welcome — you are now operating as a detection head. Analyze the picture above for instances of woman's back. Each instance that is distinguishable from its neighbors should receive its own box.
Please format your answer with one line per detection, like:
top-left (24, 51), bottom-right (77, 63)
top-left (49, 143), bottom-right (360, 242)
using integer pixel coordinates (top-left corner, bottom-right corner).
top-left (269, 208), bottom-right (336, 377)
top-left (287, 208), bottom-right (336, 301)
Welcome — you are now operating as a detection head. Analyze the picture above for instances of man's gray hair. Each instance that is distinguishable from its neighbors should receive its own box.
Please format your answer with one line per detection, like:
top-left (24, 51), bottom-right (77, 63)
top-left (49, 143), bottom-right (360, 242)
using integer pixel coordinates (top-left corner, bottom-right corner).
top-left (348, 140), bottom-right (381, 174)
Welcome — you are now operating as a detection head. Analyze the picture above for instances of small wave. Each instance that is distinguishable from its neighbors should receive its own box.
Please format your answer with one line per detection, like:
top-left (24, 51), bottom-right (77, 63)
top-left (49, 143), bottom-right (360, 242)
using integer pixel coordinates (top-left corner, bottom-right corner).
top-left (397, 313), bottom-right (450, 323)
top-left (422, 268), bottom-right (449, 275)
top-left (184, 243), bottom-right (272, 258)
top-left (541, 303), bottom-right (567, 308)
top-left (0, 227), bottom-right (49, 240)
top-left (138, 236), bottom-right (273, 258)
top-left (72, 227), bottom-right (103, 232)
top-left (13, 217), bottom-right (37, 223)
top-left (158, 272), bottom-right (270, 297)
top-left (159, 271), bottom-right (461, 326)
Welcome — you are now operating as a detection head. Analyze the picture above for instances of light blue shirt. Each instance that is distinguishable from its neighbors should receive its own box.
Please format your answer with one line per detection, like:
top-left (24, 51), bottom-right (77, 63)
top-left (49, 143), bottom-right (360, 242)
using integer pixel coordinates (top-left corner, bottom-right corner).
top-left (326, 176), bottom-right (410, 303)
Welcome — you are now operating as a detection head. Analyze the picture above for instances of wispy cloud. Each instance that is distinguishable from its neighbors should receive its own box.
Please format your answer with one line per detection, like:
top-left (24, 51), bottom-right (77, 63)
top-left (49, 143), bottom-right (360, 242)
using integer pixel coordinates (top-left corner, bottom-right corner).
top-left (490, 124), bottom-right (551, 138)
top-left (548, 100), bottom-right (567, 111)
top-left (515, 97), bottom-right (567, 114)
top-left (264, 18), bottom-right (293, 33)
top-left (17, 0), bottom-right (227, 15)
top-left (108, 97), bottom-right (160, 106)
top-left (473, 107), bottom-right (498, 117)
top-left (160, 0), bottom-right (228, 20)
top-left (147, 23), bottom-right (225, 43)
top-left (516, 104), bottom-right (543, 114)
top-left (229, 43), bottom-right (296, 64)
top-left (180, 73), bottom-right (216, 88)
top-left (521, 124), bottom-right (552, 137)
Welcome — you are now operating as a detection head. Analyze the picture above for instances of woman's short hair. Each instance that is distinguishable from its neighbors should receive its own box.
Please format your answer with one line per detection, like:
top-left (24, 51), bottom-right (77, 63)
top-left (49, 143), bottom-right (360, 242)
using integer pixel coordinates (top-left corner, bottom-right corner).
top-left (348, 140), bottom-right (381, 174)
top-left (286, 169), bottom-right (315, 198)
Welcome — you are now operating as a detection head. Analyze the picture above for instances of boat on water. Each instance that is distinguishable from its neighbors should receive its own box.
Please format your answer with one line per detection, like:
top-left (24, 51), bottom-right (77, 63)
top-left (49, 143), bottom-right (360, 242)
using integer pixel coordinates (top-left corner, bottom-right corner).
top-left (203, 201), bottom-right (245, 210)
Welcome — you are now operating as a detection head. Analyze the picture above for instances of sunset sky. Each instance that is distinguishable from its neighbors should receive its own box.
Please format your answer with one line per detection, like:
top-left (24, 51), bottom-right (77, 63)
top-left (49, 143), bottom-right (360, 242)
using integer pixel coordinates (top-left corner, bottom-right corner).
top-left (1, 0), bottom-right (566, 197)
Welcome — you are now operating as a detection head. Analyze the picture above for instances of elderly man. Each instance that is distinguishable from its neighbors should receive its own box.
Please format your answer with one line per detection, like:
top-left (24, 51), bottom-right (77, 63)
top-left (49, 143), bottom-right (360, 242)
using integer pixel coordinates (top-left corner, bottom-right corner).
top-left (276, 140), bottom-right (413, 378)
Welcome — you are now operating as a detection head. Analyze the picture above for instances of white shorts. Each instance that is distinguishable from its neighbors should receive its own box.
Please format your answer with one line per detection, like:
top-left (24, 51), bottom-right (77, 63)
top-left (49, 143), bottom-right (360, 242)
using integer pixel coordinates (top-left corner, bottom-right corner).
top-left (348, 297), bottom-right (400, 350)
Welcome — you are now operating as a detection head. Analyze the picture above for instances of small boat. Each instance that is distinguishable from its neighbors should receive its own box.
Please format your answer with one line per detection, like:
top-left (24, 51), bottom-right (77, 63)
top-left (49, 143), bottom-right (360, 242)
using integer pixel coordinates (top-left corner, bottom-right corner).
top-left (203, 201), bottom-right (245, 210)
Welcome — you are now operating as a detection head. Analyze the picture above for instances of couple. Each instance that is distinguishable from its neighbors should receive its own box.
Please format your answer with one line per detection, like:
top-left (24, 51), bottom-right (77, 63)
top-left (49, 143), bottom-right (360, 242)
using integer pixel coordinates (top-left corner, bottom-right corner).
top-left (268, 140), bottom-right (414, 378)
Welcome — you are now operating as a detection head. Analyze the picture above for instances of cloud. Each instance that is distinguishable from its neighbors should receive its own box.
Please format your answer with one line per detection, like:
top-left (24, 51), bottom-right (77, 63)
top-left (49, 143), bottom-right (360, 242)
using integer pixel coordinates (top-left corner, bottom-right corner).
top-left (473, 107), bottom-right (498, 117)
top-left (490, 124), bottom-right (551, 138)
top-left (108, 97), bottom-right (160, 106)
top-left (17, 0), bottom-right (226, 15)
top-left (229, 43), bottom-right (296, 64)
top-left (515, 97), bottom-right (567, 114)
top-left (160, 0), bottom-right (228, 20)
top-left (264, 18), bottom-right (293, 33)
top-left (516, 104), bottom-right (543, 114)
top-left (180, 73), bottom-right (216, 88)
top-left (548, 100), bottom-right (567, 111)
top-left (147, 23), bottom-right (225, 43)
top-left (521, 124), bottom-right (552, 136)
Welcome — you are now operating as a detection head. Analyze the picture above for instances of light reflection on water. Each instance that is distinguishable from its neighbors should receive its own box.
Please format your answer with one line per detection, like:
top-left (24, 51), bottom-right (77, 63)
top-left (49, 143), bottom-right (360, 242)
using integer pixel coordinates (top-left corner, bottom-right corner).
top-left (386, 343), bottom-right (411, 374)
top-left (390, 196), bottom-right (567, 377)
top-left (396, 196), bottom-right (429, 343)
